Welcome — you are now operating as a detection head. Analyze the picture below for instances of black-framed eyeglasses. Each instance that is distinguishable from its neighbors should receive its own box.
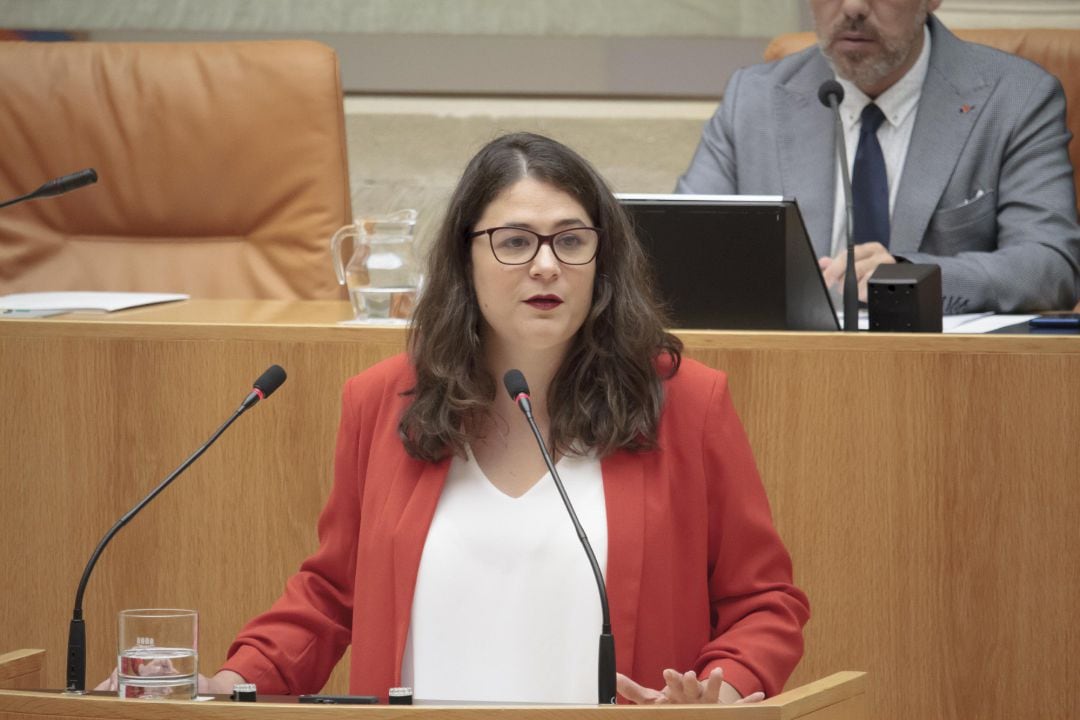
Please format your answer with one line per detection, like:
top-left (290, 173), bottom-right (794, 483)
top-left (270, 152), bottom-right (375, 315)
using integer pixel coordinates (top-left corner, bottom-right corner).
top-left (467, 226), bottom-right (601, 266)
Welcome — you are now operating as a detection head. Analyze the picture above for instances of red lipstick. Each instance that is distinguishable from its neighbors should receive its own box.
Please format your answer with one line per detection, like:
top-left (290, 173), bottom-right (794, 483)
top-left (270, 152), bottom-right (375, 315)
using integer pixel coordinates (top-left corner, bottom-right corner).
top-left (525, 294), bottom-right (563, 310)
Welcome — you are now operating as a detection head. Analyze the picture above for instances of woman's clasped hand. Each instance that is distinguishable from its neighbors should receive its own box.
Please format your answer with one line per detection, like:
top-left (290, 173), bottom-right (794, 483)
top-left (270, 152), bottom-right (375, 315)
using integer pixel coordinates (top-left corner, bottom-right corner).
top-left (617, 668), bottom-right (765, 705)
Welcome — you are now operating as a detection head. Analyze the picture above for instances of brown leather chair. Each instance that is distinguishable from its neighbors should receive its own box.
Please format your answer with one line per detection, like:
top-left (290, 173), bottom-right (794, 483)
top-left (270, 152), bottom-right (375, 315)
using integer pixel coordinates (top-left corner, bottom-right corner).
top-left (0, 41), bottom-right (352, 299)
top-left (763, 28), bottom-right (1080, 212)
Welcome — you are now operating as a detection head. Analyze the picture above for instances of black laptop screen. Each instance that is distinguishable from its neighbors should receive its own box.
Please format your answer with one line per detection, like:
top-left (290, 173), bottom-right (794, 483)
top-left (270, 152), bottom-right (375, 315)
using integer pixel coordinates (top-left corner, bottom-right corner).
top-left (618, 194), bottom-right (838, 331)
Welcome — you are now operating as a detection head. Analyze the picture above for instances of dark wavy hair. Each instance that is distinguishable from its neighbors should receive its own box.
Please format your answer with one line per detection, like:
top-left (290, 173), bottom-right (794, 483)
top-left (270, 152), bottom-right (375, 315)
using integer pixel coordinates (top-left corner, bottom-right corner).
top-left (399, 132), bottom-right (682, 461)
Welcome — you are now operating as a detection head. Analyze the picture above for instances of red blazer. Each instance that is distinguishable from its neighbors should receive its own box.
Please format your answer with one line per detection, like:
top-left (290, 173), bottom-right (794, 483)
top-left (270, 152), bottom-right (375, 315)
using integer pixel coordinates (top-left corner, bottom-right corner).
top-left (222, 354), bottom-right (809, 699)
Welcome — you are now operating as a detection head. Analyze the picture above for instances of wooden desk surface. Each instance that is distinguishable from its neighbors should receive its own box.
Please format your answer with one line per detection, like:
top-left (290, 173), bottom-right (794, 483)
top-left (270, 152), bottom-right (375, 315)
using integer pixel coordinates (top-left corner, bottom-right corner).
top-left (0, 671), bottom-right (868, 720)
top-left (1, 300), bottom-right (1077, 720)
top-left (8, 298), bottom-right (1079, 352)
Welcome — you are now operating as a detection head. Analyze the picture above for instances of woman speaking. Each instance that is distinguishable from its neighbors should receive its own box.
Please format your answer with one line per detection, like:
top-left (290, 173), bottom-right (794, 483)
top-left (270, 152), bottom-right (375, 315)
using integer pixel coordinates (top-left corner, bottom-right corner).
top-left (208, 133), bottom-right (809, 704)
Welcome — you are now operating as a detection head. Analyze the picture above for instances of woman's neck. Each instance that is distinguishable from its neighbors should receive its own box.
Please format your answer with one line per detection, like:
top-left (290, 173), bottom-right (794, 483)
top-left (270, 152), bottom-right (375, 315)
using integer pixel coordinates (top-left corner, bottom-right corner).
top-left (483, 339), bottom-right (568, 421)
top-left (469, 340), bottom-right (569, 497)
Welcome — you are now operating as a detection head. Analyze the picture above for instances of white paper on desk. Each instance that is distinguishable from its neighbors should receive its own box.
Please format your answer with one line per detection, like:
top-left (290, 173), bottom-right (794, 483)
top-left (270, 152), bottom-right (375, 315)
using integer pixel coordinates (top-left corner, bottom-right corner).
top-left (942, 312), bottom-right (994, 332)
top-left (338, 317), bottom-right (409, 327)
top-left (944, 314), bottom-right (1038, 334)
top-left (835, 310), bottom-right (870, 330)
top-left (837, 311), bottom-right (1027, 333)
top-left (0, 291), bottom-right (189, 312)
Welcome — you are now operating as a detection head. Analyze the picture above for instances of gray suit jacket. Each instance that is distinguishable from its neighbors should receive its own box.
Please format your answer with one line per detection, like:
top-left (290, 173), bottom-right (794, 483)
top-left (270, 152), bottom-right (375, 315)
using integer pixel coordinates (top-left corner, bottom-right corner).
top-left (677, 16), bottom-right (1080, 313)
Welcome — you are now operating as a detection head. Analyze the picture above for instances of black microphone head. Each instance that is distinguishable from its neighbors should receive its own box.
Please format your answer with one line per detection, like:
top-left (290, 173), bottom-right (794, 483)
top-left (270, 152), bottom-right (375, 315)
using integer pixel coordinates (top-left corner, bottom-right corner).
top-left (66, 168), bottom-right (99, 190)
top-left (818, 79), bottom-right (844, 108)
top-left (253, 364), bottom-right (287, 399)
top-left (36, 168), bottom-right (99, 198)
top-left (503, 369), bottom-right (530, 401)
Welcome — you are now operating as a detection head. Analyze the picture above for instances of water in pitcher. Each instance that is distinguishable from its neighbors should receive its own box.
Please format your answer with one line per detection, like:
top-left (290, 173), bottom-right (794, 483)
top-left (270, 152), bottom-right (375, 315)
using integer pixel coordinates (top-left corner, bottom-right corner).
top-left (332, 209), bottom-right (421, 321)
top-left (117, 645), bottom-right (197, 699)
top-left (349, 285), bottom-right (418, 321)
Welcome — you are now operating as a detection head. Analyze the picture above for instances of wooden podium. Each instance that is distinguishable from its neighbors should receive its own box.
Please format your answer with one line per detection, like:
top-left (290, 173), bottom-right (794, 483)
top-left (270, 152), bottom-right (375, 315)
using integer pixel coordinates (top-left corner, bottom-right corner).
top-left (4, 301), bottom-right (1078, 720)
top-left (0, 650), bottom-right (866, 720)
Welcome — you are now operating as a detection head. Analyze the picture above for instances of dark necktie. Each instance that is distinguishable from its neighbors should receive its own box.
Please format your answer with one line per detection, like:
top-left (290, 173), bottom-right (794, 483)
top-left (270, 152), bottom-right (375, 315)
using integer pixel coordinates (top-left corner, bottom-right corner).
top-left (851, 103), bottom-right (889, 247)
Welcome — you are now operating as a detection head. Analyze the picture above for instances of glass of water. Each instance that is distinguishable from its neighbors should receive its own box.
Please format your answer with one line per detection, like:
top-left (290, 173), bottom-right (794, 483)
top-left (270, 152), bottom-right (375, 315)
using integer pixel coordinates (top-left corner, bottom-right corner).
top-left (117, 609), bottom-right (198, 700)
top-left (331, 209), bottom-right (421, 322)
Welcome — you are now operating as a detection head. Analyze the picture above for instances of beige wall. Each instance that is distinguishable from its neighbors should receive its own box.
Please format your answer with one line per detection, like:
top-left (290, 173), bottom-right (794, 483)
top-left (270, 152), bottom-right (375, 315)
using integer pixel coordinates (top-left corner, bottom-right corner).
top-left (343, 96), bottom-right (714, 248)
top-left (937, 0), bottom-right (1080, 29)
top-left (7, 1), bottom-right (1078, 97)
top-left (5, 0), bottom-right (808, 97)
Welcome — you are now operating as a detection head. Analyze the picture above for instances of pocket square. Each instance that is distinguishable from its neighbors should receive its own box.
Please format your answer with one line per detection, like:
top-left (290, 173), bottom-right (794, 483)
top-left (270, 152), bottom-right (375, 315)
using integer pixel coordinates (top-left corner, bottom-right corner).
top-left (958, 188), bottom-right (985, 207)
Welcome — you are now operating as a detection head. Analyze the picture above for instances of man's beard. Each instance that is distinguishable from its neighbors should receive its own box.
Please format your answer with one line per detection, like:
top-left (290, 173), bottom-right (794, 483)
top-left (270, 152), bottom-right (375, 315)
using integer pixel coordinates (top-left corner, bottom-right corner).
top-left (819, 11), bottom-right (926, 91)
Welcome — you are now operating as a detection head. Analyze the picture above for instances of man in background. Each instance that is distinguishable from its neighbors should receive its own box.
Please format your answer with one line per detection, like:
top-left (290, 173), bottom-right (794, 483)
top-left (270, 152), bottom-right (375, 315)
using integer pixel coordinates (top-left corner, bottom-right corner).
top-left (677, 0), bottom-right (1080, 313)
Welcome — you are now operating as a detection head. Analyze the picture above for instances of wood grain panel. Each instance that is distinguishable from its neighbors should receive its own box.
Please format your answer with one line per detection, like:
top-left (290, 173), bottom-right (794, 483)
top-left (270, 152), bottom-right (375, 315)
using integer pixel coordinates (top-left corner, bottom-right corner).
top-left (0, 651), bottom-right (44, 691)
top-left (2, 301), bottom-right (1077, 720)
top-left (0, 671), bottom-right (863, 719)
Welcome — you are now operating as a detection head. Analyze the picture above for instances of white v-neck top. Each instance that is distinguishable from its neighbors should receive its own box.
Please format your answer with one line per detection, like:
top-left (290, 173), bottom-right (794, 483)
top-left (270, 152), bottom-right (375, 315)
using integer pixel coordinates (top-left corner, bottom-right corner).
top-left (401, 447), bottom-right (607, 703)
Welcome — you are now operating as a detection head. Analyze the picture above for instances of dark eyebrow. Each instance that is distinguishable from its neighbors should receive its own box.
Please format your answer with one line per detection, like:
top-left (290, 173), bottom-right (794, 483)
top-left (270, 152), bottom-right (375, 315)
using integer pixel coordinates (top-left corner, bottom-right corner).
top-left (502, 218), bottom-right (589, 230)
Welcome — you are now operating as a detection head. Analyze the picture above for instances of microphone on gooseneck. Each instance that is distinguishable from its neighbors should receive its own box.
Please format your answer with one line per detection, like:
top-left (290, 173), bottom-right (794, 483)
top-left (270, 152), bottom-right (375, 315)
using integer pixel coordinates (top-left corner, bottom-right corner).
top-left (65, 365), bottom-right (288, 694)
top-left (0, 168), bottom-right (99, 210)
top-left (240, 364), bottom-right (288, 411)
top-left (818, 80), bottom-right (859, 332)
top-left (502, 369), bottom-right (617, 705)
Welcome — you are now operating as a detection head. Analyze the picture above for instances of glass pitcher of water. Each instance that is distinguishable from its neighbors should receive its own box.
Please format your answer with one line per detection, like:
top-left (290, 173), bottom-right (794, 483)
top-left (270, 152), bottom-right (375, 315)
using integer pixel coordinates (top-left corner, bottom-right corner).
top-left (331, 209), bottom-right (421, 321)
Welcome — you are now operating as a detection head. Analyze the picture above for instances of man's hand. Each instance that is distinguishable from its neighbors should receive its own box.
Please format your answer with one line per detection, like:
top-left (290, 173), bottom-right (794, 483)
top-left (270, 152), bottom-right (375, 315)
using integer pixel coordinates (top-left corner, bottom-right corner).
top-left (819, 242), bottom-right (897, 302)
top-left (616, 667), bottom-right (765, 705)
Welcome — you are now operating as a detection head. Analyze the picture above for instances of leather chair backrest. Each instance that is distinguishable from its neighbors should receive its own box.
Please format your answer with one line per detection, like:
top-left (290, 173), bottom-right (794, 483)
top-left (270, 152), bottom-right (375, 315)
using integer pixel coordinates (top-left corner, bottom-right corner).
top-left (763, 27), bottom-right (1080, 211)
top-left (0, 40), bottom-right (352, 299)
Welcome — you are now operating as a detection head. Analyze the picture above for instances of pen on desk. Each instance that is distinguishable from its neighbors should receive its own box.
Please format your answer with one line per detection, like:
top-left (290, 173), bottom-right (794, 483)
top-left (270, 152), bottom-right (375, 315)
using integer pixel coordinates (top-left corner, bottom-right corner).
top-left (2, 308), bottom-right (33, 314)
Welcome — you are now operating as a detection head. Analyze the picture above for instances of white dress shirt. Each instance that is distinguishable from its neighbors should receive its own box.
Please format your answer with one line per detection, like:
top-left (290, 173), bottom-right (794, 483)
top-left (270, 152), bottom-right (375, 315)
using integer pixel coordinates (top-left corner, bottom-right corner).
top-left (829, 25), bottom-right (932, 257)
